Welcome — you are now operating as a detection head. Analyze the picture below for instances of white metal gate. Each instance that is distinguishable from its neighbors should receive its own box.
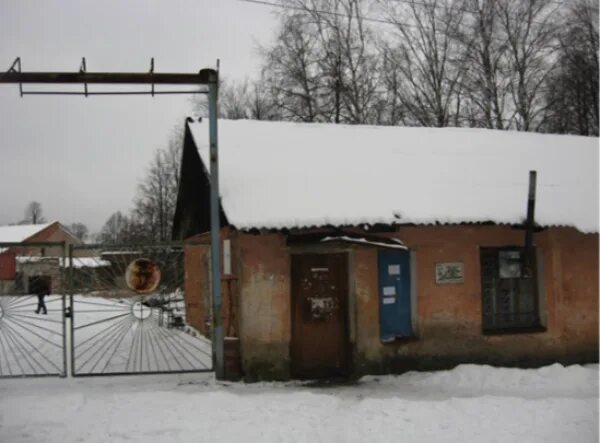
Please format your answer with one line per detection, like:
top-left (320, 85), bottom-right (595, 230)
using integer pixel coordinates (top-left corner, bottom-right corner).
top-left (68, 243), bottom-right (213, 376)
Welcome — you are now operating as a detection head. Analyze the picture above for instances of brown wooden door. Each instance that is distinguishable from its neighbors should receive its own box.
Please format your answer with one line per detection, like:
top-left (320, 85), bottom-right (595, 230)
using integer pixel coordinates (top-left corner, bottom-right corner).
top-left (291, 253), bottom-right (349, 379)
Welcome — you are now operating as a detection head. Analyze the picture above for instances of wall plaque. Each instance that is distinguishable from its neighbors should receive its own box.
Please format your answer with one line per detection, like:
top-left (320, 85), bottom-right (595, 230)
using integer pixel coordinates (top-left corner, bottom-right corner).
top-left (435, 262), bottom-right (464, 284)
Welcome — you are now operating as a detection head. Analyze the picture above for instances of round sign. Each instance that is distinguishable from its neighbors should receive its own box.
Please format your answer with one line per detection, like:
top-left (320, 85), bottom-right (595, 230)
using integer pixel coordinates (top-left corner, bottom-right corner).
top-left (125, 258), bottom-right (161, 294)
top-left (131, 301), bottom-right (153, 320)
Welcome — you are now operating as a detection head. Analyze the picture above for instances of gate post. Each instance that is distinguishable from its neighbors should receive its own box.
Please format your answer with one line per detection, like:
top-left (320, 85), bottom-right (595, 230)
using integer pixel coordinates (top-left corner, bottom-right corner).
top-left (61, 242), bottom-right (67, 377)
top-left (208, 71), bottom-right (224, 380)
top-left (68, 244), bottom-right (75, 377)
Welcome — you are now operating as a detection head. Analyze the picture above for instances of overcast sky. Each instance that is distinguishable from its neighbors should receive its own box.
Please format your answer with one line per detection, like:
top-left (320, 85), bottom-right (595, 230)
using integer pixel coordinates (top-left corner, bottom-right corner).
top-left (0, 0), bottom-right (277, 232)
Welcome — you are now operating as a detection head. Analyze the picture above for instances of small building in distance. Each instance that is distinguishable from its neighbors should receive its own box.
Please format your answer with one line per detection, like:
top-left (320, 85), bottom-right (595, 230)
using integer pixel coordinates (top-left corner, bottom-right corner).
top-left (173, 118), bottom-right (598, 381)
top-left (0, 221), bottom-right (97, 295)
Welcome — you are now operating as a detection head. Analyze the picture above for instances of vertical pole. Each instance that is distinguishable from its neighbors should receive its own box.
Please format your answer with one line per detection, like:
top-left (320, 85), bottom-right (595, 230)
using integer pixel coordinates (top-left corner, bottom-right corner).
top-left (68, 244), bottom-right (75, 377)
top-left (523, 170), bottom-right (537, 278)
top-left (61, 242), bottom-right (67, 378)
top-left (208, 73), bottom-right (224, 380)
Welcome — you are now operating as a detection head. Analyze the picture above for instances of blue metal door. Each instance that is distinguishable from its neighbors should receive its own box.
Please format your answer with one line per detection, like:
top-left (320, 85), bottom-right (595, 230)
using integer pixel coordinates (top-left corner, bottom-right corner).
top-left (378, 249), bottom-right (412, 341)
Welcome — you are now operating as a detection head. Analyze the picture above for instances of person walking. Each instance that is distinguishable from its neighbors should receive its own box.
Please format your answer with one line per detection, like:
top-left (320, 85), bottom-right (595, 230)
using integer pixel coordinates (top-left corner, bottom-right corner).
top-left (33, 279), bottom-right (49, 315)
top-left (35, 293), bottom-right (47, 315)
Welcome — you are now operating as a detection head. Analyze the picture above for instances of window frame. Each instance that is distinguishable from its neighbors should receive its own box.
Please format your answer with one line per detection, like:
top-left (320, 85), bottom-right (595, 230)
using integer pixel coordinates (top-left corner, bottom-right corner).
top-left (479, 245), bottom-right (546, 335)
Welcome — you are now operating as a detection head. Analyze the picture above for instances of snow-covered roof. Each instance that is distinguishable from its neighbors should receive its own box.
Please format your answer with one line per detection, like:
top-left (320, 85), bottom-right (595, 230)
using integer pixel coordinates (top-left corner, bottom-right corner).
top-left (188, 120), bottom-right (599, 233)
top-left (0, 223), bottom-right (53, 244)
top-left (16, 256), bottom-right (110, 268)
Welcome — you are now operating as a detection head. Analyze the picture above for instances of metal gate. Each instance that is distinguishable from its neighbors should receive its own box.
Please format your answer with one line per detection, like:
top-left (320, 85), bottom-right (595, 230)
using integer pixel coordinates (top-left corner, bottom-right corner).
top-left (68, 243), bottom-right (213, 376)
top-left (0, 241), bottom-right (212, 378)
top-left (0, 242), bottom-right (67, 378)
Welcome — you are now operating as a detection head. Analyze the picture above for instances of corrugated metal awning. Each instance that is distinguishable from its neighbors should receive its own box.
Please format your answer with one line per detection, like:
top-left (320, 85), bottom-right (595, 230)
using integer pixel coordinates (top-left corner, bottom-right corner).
top-left (320, 235), bottom-right (407, 250)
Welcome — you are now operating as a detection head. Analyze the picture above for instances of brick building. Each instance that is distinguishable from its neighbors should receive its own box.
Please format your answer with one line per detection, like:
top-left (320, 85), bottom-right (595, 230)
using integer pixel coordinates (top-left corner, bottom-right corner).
top-left (0, 222), bottom-right (84, 295)
top-left (173, 119), bottom-right (598, 381)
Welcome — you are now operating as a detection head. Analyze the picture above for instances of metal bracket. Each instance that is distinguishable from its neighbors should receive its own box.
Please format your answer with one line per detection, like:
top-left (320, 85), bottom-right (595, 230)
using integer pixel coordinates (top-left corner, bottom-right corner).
top-left (7, 57), bottom-right (20, 72)
top-left (8, 57), bottom-right (22, 97)
top-left (79, 57), bottom-right (88, 97)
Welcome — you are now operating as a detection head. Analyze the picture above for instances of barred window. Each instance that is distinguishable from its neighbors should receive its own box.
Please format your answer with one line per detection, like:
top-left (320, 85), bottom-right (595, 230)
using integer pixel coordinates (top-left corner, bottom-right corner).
top-left (480, 247), bottom-right (542, 332)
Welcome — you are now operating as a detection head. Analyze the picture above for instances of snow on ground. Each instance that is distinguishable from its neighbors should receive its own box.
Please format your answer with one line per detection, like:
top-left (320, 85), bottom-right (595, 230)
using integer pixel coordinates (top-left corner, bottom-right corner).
top-left (0, 363), bottom-right (597, 443)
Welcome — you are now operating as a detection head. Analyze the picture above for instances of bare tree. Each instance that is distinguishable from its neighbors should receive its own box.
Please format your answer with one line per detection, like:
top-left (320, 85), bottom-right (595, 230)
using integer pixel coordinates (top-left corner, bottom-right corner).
top-left (262, 12), bottom-right (322, 122)
top-left (379, 0), bottom-right (468, 127)
top-left (97, 122), bottom-right (184, 245)
top-left (68, 223), bottom-right (89, 242)
top-left (248, 75), bottom-right (281, 120)
top-left (22, 201), bottom-right (46, 225)
top-left (99, 212), bottom-right (132, 244)
top-left (220, 80), bottom-right (251, 119)
top-left (184, 0), bottom-right (588, 136)
top-left (376, 42), bottom-right (407, 126)
top-left (290, 0), bottom-right (380, 124)
top-left (132, 126), bottom-right (183, 242)
top-left (542, 0), bottom-right (598, 135)
top-left (260, 0), bottom-right (381, 124)
top-left (191, 77), bottom-right (277, 121)
top-left (497, 0), bottom-right (559, 131)
top-left (458, 0), bottom-right (511, 129)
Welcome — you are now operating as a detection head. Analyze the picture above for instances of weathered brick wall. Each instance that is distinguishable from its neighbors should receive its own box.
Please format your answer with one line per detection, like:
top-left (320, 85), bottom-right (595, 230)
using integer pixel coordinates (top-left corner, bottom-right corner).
top-left (20, 259), bottom-right (63, 294)
top-left (27, 222), bottom-right (87, 257)
top-left (237, 233), bottom-right (291, 380)
top-left (0, 251), bottom-right (17, 281)
top-left (184, 242), bottom-right (211, 336)
top-left (354, 226), bottom-right (599, 373)
top-left (184, 230), bottom-right (238, 340)
top-left (188, 226), bottom-right (598, 380)
top-left (552, 228), bottom-right (598, 362)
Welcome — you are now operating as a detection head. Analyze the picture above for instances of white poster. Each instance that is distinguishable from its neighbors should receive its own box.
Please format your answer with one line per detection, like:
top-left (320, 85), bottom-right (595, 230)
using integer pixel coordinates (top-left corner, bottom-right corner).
top-left (388, 264), bottom-right (401, 276)
top-left (382, 286), bottom-right (396, 296)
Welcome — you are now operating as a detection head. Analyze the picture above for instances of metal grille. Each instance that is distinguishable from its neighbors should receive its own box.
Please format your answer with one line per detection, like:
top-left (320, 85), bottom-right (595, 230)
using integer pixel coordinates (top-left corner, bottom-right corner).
top-left (480, 247), bottom-right (540, 331)
top-left (0, 242), bottom-right (67, 378)
top-left (69, 244), bottom-right (212, 376)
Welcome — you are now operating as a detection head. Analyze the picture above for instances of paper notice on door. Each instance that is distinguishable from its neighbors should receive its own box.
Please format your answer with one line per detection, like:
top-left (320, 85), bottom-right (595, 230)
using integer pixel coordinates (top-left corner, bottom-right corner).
top-left (383, 297), bottom-right (395, 305)
top-left (382, 286), bottom-right (396, 296)
top-left (388, 265), bottom-right (401, 275)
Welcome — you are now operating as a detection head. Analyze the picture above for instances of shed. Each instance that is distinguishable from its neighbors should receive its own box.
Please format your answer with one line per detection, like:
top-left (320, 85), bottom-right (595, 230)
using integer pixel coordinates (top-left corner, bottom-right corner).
top-left (0, 221), bottom-right (96, 295)
top-left (173, 118), bottom-right (598, 381)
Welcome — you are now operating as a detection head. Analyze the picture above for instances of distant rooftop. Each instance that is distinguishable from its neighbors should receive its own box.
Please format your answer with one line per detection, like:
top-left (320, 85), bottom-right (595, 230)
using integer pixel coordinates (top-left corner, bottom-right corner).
top-left (0, 223), bottom-right (53, 244)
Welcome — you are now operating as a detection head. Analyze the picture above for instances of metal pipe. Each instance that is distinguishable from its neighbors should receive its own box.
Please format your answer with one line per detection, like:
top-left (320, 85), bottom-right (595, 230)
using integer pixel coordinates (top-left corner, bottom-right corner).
top-left (523, 170), bottom-right (537, 278)
top-left (71, 369), bottom-right (214, 377)
top-left (208, 75), bottom-right (224, 380)
top-left (61, 243), bottom-right (67, 378)
top-left (0, 70), bottom-right (217, 85)
top-left (20, 90), bottom-right (208, 96)
top-left (68, 244), bottom-right (75, 377)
